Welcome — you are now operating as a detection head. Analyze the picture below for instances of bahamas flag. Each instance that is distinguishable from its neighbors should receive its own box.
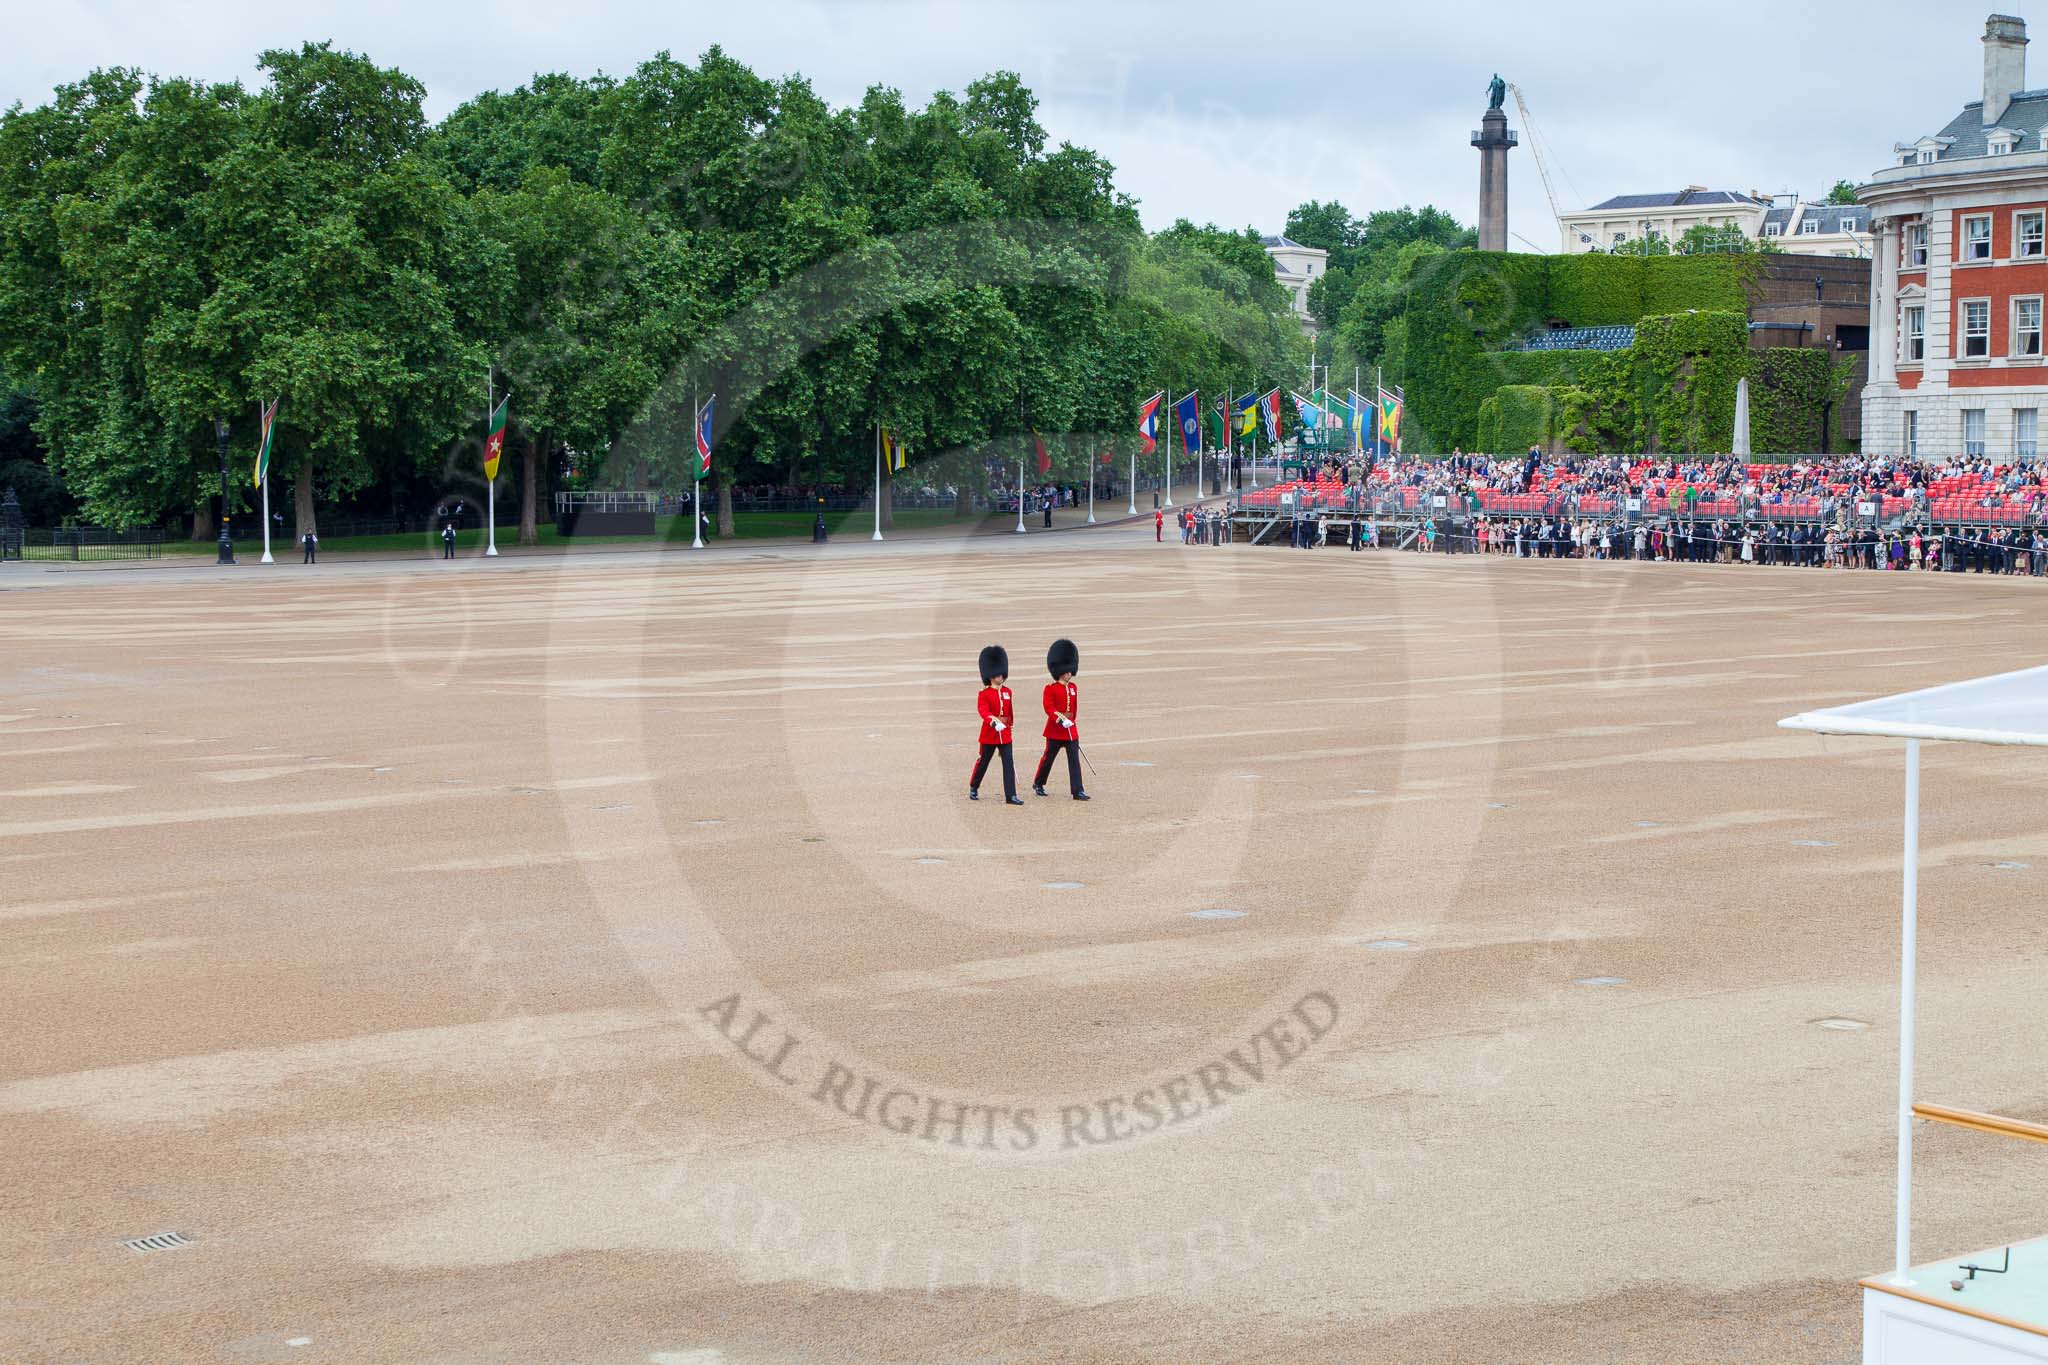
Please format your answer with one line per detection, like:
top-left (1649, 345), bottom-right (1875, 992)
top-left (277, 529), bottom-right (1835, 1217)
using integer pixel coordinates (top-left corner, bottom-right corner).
top-left (1349, 389), bottom-right (1372, 454)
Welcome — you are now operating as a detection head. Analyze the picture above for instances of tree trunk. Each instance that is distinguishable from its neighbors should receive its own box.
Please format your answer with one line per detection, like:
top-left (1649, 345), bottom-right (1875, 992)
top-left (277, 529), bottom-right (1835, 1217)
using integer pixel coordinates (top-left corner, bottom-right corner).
top-left (716, 473), bottom-right (734, 539)
top-left (880, 457), bottom-right (895, 530)
top-left (190, 504), bottom-right (211, 541)
top-left (518, 435), bottom-right (540, 546)
top-left (293, 455), bottom-right (316, 540)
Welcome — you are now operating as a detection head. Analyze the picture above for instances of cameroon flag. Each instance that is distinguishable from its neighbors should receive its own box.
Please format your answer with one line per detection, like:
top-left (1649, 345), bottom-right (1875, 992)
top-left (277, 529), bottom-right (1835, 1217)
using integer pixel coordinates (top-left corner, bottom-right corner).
top-left (484, 395), bottom-right (508, 482)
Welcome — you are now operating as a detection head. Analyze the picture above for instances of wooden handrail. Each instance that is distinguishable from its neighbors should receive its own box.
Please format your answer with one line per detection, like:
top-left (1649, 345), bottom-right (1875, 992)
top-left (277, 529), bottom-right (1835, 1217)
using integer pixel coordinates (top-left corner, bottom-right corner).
top-left (1912, 1101), bottom-right (2048, 1145)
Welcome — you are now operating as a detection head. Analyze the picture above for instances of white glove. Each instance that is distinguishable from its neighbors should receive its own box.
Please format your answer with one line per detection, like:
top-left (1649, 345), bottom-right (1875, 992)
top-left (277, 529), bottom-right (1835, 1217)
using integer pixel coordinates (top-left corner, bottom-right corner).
top-left (992, 720), bottom-right (1006, 732)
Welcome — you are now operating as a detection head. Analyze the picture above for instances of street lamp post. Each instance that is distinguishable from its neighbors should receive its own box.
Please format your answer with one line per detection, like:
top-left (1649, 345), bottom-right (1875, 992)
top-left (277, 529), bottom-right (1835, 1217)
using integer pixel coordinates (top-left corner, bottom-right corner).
top-left (214, 417), bottom-right (236, 565)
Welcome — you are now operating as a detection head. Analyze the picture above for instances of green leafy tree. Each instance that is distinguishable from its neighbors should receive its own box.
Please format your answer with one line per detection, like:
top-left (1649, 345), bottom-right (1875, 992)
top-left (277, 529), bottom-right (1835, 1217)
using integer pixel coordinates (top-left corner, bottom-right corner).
top-left (1825, 179), bottom-right (1858, 205)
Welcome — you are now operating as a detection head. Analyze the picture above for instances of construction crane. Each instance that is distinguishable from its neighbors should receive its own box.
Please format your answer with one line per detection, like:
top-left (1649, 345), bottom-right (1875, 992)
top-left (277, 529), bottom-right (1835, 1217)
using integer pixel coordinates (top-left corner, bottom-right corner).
top-left (1508, 83), bottom-right (1576, 252)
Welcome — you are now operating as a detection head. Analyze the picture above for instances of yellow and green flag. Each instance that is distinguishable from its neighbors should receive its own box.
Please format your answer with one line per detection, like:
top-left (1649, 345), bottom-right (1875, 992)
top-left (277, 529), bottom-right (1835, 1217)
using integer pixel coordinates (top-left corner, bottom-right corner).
top-left (251, 398), bottom-right (279, 488)
top-left (484, 395), bottom-right (508, 482)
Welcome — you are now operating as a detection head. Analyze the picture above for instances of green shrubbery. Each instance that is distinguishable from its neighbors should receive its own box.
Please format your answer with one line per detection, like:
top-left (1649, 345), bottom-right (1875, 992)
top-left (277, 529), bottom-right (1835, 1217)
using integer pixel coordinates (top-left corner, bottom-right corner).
top-left (1399, 248), bottom-right (1851, 454)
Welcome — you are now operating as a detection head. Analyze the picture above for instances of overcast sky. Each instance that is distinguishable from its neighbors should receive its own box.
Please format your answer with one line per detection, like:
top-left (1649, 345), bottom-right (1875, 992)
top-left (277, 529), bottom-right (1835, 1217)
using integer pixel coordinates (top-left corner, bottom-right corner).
top-left (7, 2), bottom-right (2032, 250)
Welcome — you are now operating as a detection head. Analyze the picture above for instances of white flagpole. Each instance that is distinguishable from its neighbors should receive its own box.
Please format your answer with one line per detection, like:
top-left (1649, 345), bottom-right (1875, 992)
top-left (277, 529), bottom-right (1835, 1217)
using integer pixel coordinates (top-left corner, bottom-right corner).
top-left (873, 424), bottom-right (884, 542)
top-left (1196, 391), bottom-right (1204, 501)
top-left (692, 384), bottom-right (705, 549)
top-left (484, 369), bottom-right (499, 557)
top-left (1015, 455), bottom-right (1027, 533)
top-left (1128, 446), bottom-right (1137, 516)
top-left (1088, 460), bottom-right (1095, 524)
top-left (1162, 389), bottom-right (1174, 508)
top-left (258, 399), bottom-right (274, 564)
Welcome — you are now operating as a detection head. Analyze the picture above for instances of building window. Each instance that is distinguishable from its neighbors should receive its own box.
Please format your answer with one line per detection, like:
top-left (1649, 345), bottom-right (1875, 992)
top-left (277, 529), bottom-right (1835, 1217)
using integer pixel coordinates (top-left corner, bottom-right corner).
top-left (1906, 223), bottom-right (1929, 267)
top-left (1801, 218), bottom-right (1820, 234)
top-left (1763, 223), bottom-right (1783, 237)
top-left (2015, 296), bottom-right (2043, 357)
top-left (1962, 298), bottom-right (1991, 357)
top-left (1904, 410), bottom-right (1918, 457)
top-left (2019, 409), bottom-right (2040, 458)
top-left (2020, 211), bottom-right (2045, 257)
top-left (1963, 214), bottom-right (1993, 260)
top-left (1611, 231), bottom-right (1625, 246)
top-left (1903, 305), bottom-right (1925, 361)
top-left (1964, 408), bottom-right (1987, 457)
top-left (1917, 150), bottom-right (1936, 164)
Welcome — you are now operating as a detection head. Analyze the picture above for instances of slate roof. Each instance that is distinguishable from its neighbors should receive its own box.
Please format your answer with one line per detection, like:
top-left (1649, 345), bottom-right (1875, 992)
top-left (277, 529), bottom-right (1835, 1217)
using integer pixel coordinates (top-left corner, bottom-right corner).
top-left (1260, 234), bottom-right (1313, 250)
top-left (1762, 202), bottom-right (1873, 234)
top-left (1915, 90), bottom-right (2048, 159)
top-left (1586, 189), bottom-right (1760, 211)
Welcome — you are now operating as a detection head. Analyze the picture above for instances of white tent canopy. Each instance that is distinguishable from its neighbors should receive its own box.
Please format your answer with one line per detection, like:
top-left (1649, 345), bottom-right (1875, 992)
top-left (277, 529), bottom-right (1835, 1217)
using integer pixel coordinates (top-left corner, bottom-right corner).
top-left (1780, 663), bottom-right (2048, 1287)
top-left (1781, 663), bottom-right (2048, 748)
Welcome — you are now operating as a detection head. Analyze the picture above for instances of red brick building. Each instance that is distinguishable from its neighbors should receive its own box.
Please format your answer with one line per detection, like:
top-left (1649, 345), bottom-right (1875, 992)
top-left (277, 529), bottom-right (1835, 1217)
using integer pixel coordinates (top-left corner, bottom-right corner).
top-left (1863, 14), bottom-right (2048, 460)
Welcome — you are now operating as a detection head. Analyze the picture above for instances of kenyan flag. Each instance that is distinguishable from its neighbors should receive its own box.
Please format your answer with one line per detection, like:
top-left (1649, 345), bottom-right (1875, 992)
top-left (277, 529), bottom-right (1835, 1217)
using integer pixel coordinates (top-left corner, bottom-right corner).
top-left (484, 395), bottom-right (508, 482)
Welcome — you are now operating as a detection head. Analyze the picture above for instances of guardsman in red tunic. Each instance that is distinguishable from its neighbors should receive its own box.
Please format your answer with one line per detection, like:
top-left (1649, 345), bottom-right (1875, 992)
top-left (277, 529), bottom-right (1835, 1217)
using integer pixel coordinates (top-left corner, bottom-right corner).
top-left (969, 645), bottom-right (1024, 804)
top-left (1032, 637), bottom-right (1088, 800)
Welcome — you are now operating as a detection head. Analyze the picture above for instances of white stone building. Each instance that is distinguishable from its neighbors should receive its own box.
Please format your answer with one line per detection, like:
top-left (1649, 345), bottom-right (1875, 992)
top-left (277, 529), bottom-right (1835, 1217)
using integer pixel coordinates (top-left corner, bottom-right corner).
top-left (1760, 197), bottom-right (1873, 258)
top-left (1260, 235), bottom-right (1327, 331)
top-left (1557, 188), bottom-right (1765, 253)
top-left (1861, 13), bottom-right (2048, 460)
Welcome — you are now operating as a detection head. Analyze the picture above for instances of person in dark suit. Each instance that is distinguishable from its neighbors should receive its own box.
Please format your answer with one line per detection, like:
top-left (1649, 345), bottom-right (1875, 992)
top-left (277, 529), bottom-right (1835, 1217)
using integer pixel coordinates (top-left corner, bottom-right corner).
top-left (441, 524), bottom-right (457, 559)
top-left (301, 530), bottom-right (318, 564)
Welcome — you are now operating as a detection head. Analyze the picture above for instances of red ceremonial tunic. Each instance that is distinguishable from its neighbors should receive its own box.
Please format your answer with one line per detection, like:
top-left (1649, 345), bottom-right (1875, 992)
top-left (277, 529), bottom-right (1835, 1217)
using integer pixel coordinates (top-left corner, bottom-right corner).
top-left (976, 685), bottom-right (1015, 745)
top-left (1041, 681), bottom-right (1078, 741)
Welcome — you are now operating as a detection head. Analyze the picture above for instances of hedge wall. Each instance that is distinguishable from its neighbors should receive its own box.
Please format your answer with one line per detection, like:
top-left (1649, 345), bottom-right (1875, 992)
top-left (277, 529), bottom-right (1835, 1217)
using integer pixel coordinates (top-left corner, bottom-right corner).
top-left (1401, 249), bottom-right (1757, 452)
top-left (1474, 385), bottom-right (1554, 454)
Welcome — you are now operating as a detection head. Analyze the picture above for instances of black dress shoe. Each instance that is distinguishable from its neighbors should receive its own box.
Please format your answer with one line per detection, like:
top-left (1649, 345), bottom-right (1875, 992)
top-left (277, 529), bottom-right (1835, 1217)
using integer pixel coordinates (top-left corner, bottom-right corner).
top-left (1005, 795), bottom-right (1026, 805)
top-left (1072, 791), bottom-right (1091, 801)
top-left (1032, 784), bottom-right (1047, 797)
top-left (968, 789), bottom-right (979, 801)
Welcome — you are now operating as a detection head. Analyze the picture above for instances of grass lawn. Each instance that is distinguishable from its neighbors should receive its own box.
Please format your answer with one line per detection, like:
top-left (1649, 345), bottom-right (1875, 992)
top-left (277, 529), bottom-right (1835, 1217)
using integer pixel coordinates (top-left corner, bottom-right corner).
top-left (155, 508), bottom-right (987, 557)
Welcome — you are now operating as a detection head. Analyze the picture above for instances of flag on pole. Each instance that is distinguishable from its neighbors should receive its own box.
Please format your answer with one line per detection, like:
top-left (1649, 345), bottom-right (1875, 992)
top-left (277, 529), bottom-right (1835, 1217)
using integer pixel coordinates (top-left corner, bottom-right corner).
top-left (1377, 387), bottom-right (1403, 454)
top-left (1260, 388), bottom-right (1282, 442)
top-left (1289, 390), bottom-right (1322, 432)
top-left (695, 395), bottom-right (715, 479)
top-left (1349, 390), bottom-right (1372, 454)
top-left (484, 394), bottom-right (508, 482)
top-left (1234, 391), bottom-right (1258, 436)
top-left (881, 428), bottom-right (907, 471)
top-left (1174, 391), bottom-right (1200, 455)
top-left (251, 397), bottom-right (279, 489)
top-left (1033, 429), bottom-right (1051, 476)
top-left (1206, 398), bottom-right (1228, 451)
top-left (1137, 391), bottom-right (1164, 454)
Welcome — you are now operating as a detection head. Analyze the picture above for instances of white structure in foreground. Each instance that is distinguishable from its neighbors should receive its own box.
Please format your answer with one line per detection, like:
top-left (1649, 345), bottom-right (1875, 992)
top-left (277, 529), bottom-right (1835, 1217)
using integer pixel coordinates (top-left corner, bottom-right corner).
top-left (1781, 666), bottom-right (2048, 1364)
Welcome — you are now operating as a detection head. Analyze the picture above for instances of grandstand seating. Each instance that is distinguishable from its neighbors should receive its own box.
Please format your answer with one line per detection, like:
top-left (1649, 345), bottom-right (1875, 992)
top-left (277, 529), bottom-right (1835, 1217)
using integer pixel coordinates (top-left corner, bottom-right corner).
top-left (1517, 326), bottom-right (1636, 352)
top-left (1235, 458), bottom-right (2048, 525)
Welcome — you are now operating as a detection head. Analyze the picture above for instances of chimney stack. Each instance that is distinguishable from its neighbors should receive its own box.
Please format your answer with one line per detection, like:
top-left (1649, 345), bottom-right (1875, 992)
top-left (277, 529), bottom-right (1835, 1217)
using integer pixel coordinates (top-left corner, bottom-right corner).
top-left (1984, 13), bottom-right (2028, 126)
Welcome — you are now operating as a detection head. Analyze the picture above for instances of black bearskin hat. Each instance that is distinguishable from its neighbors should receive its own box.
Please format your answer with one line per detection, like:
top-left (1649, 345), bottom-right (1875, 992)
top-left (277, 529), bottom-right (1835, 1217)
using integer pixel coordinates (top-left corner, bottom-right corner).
top-left (1046, 638), bottom-right (1079, 679)
top-left (978, 645), bottom-right (1009, 685)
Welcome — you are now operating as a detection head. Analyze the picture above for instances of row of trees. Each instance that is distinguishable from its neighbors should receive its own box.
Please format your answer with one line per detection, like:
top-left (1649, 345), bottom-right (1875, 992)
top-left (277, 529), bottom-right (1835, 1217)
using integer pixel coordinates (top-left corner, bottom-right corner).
top-left (0, 45), bottom-right (1306, 538)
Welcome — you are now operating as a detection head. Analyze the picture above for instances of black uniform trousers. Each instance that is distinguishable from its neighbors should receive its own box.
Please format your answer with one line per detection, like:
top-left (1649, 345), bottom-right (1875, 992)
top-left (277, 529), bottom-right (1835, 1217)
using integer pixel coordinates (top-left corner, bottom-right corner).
top-left (971, 741), bottom-right (1017, 799)
top-left (1033, 737), bottom-right (1082, 794)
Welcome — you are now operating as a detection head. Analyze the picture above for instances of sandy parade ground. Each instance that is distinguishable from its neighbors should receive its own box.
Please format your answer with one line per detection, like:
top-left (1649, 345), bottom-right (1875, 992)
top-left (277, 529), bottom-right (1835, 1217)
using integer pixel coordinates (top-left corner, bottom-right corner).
top-left (3, 519), bottom-right (2047, 1363)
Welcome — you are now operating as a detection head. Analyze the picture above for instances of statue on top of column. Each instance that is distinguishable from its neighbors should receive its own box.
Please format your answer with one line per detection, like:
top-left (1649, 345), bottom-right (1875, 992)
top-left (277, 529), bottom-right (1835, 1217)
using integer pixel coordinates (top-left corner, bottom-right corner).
top-left (1487, 74), bottom-right (1506, 111)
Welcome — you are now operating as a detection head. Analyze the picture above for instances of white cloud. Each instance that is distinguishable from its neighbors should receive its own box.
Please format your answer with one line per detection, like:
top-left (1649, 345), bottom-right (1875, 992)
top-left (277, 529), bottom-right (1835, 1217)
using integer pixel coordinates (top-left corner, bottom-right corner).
top-left (7, 0), bottom-right (2026, 249)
